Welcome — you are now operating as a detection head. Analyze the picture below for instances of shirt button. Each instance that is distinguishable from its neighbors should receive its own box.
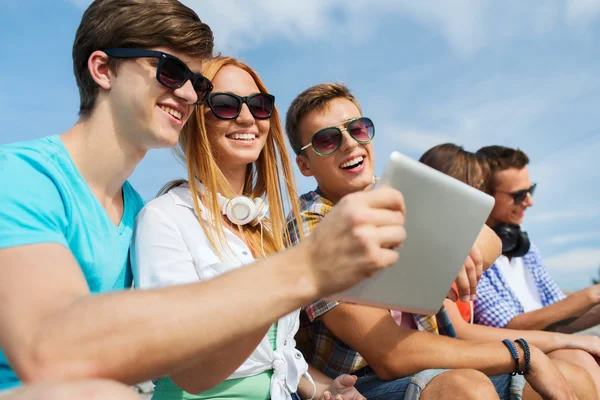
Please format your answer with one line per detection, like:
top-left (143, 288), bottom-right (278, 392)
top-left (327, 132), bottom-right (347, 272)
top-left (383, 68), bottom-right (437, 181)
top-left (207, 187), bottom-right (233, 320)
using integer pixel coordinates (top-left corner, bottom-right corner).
top-left (242, 251), bottom-right (248, 255)
top-left (284, 340), bottom-right (288, 346)
top-left (295, 352), bottom-right (302, 359)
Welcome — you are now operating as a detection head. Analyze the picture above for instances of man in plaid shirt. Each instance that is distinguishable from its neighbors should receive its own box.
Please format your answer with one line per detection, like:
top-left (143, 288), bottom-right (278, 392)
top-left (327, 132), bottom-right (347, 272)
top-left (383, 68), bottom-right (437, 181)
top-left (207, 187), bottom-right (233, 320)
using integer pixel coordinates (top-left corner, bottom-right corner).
top-left (281, 83), bottom-right (595, 399)
top-left (475, 146), bottom-right (600, 333)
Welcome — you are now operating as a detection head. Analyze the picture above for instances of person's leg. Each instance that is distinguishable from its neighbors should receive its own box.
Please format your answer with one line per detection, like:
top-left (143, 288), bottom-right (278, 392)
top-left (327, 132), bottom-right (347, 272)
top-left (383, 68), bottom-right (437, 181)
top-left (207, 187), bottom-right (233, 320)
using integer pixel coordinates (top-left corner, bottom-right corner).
top-left (522, 358), bottom-right (597, 400)
top-left (488, 374), bottom-right (526, 400)
top-left (355, 368), bottom-right (499, 400)
top-left (421, 370), bottom-right (499, 400)
top-left (3, 380), bottom-right (141, 400)
top-left (548, 348), bottom-right (600, 396)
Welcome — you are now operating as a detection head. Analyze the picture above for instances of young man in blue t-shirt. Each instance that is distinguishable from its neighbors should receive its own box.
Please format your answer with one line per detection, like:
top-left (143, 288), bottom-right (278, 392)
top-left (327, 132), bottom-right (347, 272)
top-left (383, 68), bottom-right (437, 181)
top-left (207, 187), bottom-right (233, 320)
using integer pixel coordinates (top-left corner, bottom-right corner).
top-left (0, 1), bottom-right (412, 398)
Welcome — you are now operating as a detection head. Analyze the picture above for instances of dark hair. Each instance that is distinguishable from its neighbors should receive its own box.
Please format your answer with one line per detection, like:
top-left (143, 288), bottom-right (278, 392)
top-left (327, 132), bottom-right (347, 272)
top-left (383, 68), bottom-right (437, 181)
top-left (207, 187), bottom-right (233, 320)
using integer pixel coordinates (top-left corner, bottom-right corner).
top-left (475, 146), bottom-right (529, 191)
top-left (73, 0), bottom-right (214, 117)
top-left (419, 143), bottom-right (492, 194)
top-left (285, 83), bottom-right (362, 155)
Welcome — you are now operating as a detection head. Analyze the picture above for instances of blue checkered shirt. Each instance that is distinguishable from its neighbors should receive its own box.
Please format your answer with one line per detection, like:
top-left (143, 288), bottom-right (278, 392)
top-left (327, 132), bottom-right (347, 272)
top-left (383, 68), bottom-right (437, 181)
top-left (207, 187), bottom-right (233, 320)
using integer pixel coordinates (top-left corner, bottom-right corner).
top-left (474, 243), bottom-right (566, 328)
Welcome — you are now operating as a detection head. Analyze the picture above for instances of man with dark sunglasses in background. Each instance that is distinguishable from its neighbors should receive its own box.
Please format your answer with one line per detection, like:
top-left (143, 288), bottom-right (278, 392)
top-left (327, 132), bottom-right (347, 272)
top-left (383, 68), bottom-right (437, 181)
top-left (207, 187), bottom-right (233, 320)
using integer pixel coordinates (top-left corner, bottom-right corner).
top-left (474, 145), bottom-right (600, 336)
top-left (0, 1), bottom-right (413, 399)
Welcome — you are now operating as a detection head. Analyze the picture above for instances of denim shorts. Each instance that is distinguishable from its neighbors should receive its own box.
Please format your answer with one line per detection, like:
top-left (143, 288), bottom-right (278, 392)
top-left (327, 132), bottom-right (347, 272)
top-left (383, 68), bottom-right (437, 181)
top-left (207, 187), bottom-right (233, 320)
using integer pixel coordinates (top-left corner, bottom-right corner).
top-left (354, 369), bottom-right (526, 400)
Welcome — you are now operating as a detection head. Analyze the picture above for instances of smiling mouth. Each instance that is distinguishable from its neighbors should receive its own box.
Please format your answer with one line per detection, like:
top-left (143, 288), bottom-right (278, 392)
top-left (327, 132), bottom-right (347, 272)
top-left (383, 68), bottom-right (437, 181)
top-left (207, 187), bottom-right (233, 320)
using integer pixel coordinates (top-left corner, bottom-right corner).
top-left (340, 156), bottom-right (364, 170)
top-left (158, 105), bottom-right (183, 121)
top-left (226, 133), bottom-right (257, 141)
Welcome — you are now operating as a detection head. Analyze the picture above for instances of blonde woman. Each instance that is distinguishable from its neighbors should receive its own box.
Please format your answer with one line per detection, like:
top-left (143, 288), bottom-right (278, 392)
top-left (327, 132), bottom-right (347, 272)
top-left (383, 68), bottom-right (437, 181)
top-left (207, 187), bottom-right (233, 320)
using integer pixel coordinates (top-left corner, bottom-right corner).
top-left (131, 57), bottom-right (364, 400)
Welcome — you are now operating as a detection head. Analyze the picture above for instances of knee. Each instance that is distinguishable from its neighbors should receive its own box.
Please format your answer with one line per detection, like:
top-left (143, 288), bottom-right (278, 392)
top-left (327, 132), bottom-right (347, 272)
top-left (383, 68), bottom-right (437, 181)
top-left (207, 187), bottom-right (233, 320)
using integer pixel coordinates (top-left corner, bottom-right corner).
top-left (422, 369), bottom-right (498, 400)
top-left (550, 348), bottom-right (596, 367)
top-left (35, 379), bottom-right (140, 400)
top-left (552, 359), bottom-right (597, 400)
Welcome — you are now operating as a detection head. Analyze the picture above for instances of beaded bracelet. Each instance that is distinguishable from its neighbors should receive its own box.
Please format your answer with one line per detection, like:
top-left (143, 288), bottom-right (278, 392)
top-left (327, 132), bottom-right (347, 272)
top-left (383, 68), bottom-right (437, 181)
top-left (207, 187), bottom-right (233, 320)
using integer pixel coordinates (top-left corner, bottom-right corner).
top-left (501, 339), bottom-right (521, 376)
top-left (514, 338), bottom-right (531, 374)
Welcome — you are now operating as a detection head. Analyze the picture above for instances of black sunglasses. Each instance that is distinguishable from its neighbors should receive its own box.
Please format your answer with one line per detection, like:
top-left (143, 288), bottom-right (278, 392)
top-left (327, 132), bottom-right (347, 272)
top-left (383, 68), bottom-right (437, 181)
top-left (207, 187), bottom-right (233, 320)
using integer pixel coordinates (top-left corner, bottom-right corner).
top-left (103, 48), bottom-right (213, 105)
top-left (207, 92), bottom-right (275, 120)
top-left (496, 183), bottom-right (537, 205)
top-left (299, 117), bottom-right (375, 156)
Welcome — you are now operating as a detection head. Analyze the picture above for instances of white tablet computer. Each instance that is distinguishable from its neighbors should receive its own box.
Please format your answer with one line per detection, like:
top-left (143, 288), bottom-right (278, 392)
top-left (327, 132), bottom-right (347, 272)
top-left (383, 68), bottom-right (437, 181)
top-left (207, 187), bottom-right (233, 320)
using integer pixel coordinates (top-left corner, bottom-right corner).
top-left (329, 151), bottom-right (495, 315)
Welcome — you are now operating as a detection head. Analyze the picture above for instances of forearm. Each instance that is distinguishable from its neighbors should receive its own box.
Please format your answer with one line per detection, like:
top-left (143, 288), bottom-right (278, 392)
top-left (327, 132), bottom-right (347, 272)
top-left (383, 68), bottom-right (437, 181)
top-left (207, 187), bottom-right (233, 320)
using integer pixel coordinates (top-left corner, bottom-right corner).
top-left (475, 224), bottom-right (502, 270)
top-left (168, 328), bottom-right (269, 394)
top-left (298, 366), bottom-right (330, 399)
top-left (384, 331), bottom-right (525, 378)
top-left (506, 289), bottom-right (597, 331)
top-left (454, 317), bottom-right (570, 354)
top-left (557, 303), bottom-right (600, 334)
top-left (24, 248), bottom-right (315, 386)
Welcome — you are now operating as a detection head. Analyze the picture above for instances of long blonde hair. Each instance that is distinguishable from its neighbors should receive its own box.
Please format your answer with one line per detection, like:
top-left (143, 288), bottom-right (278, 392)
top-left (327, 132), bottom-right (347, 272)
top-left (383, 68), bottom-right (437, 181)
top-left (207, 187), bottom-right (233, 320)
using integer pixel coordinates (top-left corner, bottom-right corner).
top-left (161, 56), bottom-right (303, 259)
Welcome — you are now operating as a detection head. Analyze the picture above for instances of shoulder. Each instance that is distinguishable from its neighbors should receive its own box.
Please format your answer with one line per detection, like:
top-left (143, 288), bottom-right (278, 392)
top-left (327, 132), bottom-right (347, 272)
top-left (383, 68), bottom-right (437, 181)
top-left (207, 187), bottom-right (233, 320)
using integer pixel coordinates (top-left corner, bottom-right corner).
top-left (298, 190), bottom-right (333, 218)
top-left (0, 136), bottom-right (64, 184)
top-left (0, 137), bottom-right (70, 248)
top-left (134, 186), bottom-right (209, 238)
top-left (136, 188), bottom-right (189, 223)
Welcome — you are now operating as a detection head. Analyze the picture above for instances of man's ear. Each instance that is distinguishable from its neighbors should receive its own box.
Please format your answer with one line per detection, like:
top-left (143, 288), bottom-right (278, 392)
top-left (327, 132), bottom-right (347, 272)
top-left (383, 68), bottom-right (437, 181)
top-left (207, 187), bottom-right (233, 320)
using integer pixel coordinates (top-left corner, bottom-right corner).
top-left (296, 154), bottom-right (314, 177)
top-left (88, 50), bottom-right (113, 90)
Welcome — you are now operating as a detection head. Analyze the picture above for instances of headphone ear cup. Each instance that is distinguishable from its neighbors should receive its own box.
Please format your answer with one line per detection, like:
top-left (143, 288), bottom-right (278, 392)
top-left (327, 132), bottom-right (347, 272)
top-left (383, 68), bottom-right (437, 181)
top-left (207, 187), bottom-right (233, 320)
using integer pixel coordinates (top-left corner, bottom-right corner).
top-left (493, 224), bottom-right (519, 254)
top-left (224, 196), bottom-right (257, 226)
top-left (493, 224), bottom-right (531, 258)
top-left (251, 198), bottom-right (269, 226)
top-left (512, 229), bottom-right (531, 258)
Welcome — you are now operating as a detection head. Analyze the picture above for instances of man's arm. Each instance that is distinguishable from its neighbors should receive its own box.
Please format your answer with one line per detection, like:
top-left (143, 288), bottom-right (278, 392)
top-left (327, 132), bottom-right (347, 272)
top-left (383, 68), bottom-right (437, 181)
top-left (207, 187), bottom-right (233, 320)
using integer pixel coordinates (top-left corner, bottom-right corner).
top-left (319, 302), bottom-right (580, 399)
top-left (0, 188), bottom-right (407, 389)
top-left (476, 224), bottom-right (502, 270)
top-left (505, 286), bottom-right (600, 331)
top-left (322, 302), bottom-right (556, 379)
top-left (447, 225), bottom-right (500, 303)
top-left (557, 302), bottom-right (600, 333)
top-left (445, 299), bottom-right (600, 357)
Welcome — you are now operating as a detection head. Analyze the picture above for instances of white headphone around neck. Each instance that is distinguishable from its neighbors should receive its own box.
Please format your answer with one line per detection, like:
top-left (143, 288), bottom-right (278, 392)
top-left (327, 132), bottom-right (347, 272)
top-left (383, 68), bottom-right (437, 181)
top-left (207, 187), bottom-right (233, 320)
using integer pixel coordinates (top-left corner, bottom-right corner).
top-left (216, 193), bottom-right (268, 226)
top-left (194, 180), bottom-right (268, 226)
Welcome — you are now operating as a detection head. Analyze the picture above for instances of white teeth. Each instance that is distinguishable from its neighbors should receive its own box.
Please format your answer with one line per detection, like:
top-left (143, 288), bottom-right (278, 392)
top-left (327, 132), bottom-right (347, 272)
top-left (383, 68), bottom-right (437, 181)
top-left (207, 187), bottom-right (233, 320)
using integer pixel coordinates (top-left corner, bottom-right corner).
top-left (340, 156), bottom-right (364, 169)
top-left (159, 105), bottom-right (182, 120)
top-left (228, 133), bottom-right (257, 141)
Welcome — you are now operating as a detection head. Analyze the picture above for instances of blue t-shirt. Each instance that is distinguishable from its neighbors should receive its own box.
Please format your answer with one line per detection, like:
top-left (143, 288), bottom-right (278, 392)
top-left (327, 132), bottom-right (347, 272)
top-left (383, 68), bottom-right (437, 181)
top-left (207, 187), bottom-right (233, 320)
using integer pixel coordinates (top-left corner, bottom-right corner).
top-left (0, 135), bottom-right (145, 390)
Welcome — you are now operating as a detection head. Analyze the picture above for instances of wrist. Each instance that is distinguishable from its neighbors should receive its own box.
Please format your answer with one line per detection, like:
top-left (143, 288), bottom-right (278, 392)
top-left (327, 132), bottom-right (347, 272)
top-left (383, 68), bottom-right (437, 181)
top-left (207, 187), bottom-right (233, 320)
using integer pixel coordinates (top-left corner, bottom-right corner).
top-left (584, 286), bottom-right (600, 304)
top-left (526, 345), bottom-right (544, 374)
top-left (278, 242), bottom-right (320, 305)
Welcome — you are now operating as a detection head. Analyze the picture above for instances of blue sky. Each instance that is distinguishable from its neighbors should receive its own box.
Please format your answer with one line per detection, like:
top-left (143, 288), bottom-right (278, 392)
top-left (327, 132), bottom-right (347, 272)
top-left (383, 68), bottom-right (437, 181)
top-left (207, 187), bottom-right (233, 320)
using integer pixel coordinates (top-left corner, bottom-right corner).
top-left (1, 0), bottom-right (599, 290)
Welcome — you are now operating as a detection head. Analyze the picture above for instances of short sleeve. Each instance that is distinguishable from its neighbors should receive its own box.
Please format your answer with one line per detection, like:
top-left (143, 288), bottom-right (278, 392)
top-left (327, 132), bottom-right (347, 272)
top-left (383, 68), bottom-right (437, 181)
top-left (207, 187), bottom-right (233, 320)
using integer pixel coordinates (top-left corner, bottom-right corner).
top-left (0, 152), bottom-right (68, 250)
top-left (473, 269), bottom-right (519, 328)
top-left (303, 299), bottom-right (341, 322)
top-left (131, 203), bottom-right (198, 289)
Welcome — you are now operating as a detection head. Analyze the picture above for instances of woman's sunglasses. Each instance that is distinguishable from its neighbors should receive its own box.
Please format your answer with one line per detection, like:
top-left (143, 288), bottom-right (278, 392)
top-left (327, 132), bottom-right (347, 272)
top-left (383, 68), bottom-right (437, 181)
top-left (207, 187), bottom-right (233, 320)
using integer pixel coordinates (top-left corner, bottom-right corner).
top-left (207, 92), bottom-right (275, 120)
top-left (496, 183), bottom-right (537, 205)
top-left (299, 117), bottom-right (375, 156)
top-left (103, 48), bottom-right (213, 105)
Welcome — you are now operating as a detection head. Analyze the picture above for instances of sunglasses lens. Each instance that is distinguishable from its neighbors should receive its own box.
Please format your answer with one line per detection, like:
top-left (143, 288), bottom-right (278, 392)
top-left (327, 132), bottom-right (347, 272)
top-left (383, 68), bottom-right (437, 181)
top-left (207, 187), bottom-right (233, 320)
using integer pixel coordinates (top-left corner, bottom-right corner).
top-left (248, 94), bottom-right (274, 119)
top-left (158, 57), bottom-right (187, 88)
top-left (210, 94), bottom-right (241, 119)
top-left (348, 118), bottom-right (375, 142)
top-left (513, 191), bottom-right (527, 204)
top-left (313, 128), bottom-right (342, 155)
top-left (192, 77), bottom-right (212, 105)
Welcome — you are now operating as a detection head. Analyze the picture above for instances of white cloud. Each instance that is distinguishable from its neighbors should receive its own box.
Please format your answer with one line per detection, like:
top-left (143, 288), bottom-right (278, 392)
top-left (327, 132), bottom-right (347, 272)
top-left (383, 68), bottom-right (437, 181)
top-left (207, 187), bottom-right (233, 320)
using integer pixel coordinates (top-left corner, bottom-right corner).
top-left (381, 125), bottom-right (454, 153)
top-left (65, 1), bottom-right (600, 58)
top-left (545, 247), bottom-right (600, 271)
top-left (528, 206), bottom-right (600, 223)
top-left (566, 0), bottom-right (600, 26)
top-left (548, 232), bottom-right (600, 245)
